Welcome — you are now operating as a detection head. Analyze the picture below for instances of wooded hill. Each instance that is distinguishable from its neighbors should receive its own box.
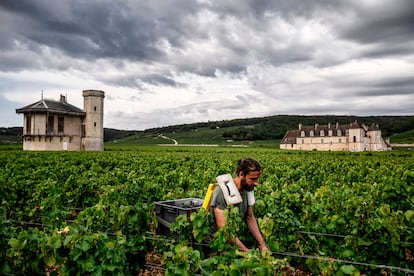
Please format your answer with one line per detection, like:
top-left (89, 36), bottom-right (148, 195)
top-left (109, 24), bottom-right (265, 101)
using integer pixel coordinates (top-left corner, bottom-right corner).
top-left (2, 115), bottom-right (414, 145)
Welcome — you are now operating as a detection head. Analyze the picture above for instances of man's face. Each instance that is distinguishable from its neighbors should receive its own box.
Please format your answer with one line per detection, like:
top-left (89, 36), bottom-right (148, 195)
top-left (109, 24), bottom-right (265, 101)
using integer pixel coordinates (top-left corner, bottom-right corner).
top-left (241, 170), bottom-right (261, 191)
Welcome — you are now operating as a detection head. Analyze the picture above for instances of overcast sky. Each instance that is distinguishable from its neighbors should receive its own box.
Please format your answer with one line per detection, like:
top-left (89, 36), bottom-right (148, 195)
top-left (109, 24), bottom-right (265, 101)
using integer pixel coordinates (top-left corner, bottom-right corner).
top-left (1, 0), bottom-right (413, 130)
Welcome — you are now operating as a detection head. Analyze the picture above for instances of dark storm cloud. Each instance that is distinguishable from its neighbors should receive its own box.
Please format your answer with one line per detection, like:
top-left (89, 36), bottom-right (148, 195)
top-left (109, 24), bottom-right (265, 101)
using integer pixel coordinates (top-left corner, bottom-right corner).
top-left (1, 0), bottom-right (414, 74)
top-left (0, 0), bottom-right (348, 76)
top-left (339, 1), bottom-right (414, 52)
top-left (0, 0), bottom-right (201, 62)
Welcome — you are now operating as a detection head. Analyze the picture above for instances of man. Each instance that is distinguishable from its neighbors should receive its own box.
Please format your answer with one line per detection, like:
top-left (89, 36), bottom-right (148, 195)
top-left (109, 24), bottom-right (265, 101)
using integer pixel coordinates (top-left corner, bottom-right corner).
top-left (210, 158), bottom-right (269, 252)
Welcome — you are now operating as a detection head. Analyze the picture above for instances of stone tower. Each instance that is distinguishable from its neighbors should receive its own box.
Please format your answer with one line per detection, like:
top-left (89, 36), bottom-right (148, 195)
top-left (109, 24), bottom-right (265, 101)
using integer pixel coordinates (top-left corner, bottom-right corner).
top-left (82, 90), bottom-right (105, 151)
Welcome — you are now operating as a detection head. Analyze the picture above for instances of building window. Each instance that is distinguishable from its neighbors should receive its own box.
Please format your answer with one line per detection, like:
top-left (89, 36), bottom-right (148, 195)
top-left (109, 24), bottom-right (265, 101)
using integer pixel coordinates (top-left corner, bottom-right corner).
top-left (302, 139), bottom-right (304, 144)
top-left (81, 125), bottom-right (85, 137)
top-left (320, 130), bottom-right (325, 136)
top-left (339, 138), bottom-right (342, 143)
top-left (321, 139), bottom-right (324, 143)
top-left (328, 130), bottom-right (333, 136)
top-left (47, 115), bottom-right (54, 135)
top-left (337, 129), bottom-right (342, 136)
top-left (94, 122), bottom-right (97, 127)
top-left (26, 114), bottom-right (32, 135)
top-left (94, 106), bottom-right (97, 111)
top-left (301, 131), bottom-right (305, 137)
top-left (58, 116), bottom-right (64, 135)
top-left (353, 136), bottom-right (357, 143)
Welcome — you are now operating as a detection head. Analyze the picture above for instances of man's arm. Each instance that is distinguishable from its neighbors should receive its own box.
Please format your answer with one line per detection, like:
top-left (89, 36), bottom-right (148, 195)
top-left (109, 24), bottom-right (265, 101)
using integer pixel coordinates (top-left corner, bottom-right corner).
top-left (245, 206), bottom-right (269, 251)
top-left (213, 207), bottom-right (249, 252)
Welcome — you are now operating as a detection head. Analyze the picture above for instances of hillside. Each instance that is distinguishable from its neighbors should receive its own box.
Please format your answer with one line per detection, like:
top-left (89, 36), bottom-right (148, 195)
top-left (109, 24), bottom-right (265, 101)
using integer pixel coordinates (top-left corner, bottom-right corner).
top-left (2, 115), bottom-right (414, 145)
top-left (106, 115), bottom-right (414, 146)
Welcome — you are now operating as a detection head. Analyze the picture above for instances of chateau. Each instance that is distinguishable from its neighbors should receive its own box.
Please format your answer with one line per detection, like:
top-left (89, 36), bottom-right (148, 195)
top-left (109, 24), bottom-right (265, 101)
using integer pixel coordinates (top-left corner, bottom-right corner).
top-left (280, 121), bottom-right (391, 151)
top-left (16, 90), bottom-right (105, 151)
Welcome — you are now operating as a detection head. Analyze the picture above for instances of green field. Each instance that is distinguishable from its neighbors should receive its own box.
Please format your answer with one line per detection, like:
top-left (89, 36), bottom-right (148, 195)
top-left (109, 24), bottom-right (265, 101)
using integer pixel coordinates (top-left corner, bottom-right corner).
top-left (390, 129), bottom-right (414, 144)
top-left (1, 146), bottom-right (414, 275)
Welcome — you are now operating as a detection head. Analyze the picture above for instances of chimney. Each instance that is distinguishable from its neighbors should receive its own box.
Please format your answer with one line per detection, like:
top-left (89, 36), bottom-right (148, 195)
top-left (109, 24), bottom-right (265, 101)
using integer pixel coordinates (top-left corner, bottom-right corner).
top-left (336, 122), bottom-right (339, 129)
top-left (298, 123), bottom-right (302, 130)
top-left (315, 123), bottom-right (319, 129)
top-left (328, 122), bottom-right (331, 129)
top-left (60, 94), bottom-right (66, 103)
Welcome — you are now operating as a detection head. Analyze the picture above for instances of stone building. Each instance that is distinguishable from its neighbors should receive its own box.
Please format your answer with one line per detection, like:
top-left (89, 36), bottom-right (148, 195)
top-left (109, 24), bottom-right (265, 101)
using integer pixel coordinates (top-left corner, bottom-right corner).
top-left (16, 90), bottom-right (105, 151)
top-left (280, 121), bottom-right (391, 151)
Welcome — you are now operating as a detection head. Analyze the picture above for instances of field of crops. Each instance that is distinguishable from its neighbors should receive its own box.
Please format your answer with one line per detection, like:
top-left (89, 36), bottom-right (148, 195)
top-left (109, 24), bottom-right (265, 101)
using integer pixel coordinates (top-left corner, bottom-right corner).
top-left (1, 146), bottom-right (413, 275)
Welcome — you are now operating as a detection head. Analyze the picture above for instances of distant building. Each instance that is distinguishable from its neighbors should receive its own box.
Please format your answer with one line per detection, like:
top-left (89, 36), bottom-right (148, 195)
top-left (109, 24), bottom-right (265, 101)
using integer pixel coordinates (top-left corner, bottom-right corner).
top-left (16, 90), bottom-right (105, 151)
top-left (280, 121), bottom-right (391, 151)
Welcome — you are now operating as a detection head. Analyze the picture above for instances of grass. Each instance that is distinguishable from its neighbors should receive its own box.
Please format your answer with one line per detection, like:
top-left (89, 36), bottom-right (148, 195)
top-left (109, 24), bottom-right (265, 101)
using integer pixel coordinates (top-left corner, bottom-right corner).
top-left (104, 125), bottom-right (282, 148)
top-left (390, 129), bottom-right (414, 144)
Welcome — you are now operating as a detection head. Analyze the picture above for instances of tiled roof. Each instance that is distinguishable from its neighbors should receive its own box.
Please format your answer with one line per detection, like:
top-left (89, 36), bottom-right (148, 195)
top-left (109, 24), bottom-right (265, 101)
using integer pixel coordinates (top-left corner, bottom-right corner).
top-left (281, 130), bottom-right (299, 144)
top-left (16, 99), bottom-right (85, 116)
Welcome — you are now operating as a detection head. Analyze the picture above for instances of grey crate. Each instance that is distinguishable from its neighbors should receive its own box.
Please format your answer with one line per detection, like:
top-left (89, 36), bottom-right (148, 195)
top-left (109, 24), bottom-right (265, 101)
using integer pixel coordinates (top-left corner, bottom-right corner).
top-left (154, 198), bottom-right (203, 237)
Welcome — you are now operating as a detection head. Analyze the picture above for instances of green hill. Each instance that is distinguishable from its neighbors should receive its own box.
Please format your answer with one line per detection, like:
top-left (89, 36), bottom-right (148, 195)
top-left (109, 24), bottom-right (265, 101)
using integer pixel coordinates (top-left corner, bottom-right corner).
top-left (2, 115), bottom-right (414, 146)
top-left (389, 129), bottom-right (414, 144)
top-left (105, 115), bottom-right (414, 146)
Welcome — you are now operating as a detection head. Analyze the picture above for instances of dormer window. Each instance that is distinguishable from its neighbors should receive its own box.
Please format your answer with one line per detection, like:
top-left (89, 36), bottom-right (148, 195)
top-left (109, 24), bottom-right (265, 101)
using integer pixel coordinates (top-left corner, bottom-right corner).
top-left (301, 131), bottom-right (305, 137)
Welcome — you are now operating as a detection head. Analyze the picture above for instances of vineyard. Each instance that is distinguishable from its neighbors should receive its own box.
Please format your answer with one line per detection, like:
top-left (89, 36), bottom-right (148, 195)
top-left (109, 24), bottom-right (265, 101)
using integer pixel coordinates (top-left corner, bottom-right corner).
top-left (1, 146), bottom-right (413, 275)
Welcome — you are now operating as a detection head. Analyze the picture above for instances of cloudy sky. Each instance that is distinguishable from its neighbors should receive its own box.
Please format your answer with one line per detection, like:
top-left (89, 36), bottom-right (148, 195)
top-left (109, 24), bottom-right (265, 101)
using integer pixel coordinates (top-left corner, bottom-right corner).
top-left (1, 0), bottom-right (413, 130)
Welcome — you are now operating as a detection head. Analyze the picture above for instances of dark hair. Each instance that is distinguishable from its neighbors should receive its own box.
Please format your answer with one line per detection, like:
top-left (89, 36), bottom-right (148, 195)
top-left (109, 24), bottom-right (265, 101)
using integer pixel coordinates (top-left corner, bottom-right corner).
top-left (236, 158), bottom-right (262, 176)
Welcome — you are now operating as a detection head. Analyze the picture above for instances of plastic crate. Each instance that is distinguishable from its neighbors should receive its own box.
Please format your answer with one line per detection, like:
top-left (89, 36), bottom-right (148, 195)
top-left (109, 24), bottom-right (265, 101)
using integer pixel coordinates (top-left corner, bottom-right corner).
top-left (154, 198), bottom-right (203, 237)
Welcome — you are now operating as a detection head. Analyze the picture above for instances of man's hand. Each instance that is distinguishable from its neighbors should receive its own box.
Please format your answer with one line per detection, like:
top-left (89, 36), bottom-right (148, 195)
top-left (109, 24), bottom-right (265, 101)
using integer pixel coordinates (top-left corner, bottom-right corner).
top-left (238, 245), bottom-right (250, 252)
top-left (259, 244), bottom-right (269, 252)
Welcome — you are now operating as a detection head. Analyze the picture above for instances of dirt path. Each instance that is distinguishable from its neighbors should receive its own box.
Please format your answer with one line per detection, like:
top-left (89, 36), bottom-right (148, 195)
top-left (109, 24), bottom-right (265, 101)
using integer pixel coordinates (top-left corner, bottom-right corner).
top-left (158, 134), bottom-right (178, 145)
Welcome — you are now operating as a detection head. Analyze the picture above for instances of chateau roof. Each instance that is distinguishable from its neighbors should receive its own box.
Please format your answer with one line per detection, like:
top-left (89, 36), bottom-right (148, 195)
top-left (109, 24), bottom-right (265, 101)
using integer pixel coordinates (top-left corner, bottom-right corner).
top-left (16, 97), bottom-right (85, 116)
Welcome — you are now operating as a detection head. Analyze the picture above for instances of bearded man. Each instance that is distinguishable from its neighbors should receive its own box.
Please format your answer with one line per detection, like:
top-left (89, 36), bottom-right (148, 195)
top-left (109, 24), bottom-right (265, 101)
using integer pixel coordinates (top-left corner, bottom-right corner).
top-left (209, 158), bottom-right (269, 252)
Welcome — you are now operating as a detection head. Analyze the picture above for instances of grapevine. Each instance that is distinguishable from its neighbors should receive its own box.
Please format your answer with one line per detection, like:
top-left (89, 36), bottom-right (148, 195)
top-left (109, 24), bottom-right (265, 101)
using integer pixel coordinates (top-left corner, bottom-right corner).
top-left (1, 147), bottom-right (413, 274)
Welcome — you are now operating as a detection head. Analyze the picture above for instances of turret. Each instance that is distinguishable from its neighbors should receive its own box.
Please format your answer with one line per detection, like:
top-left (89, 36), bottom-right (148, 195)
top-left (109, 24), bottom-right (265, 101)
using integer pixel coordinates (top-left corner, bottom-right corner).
top-left (81, 90), bottom-right (105, 151)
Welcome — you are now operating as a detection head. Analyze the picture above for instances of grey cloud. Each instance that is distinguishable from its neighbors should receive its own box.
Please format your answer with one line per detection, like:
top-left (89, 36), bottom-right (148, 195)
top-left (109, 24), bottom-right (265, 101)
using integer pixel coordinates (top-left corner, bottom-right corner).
top-left (108, 99), bottom-right (253, 130)
top-left (290, 104), bottom-right (412, 117)
top-left (103, 73), bottom-right (185, 89)
top-left (331, 75), bottom-right (414, 97)
top-left (354, 76), bottom-right (414, 97)
top-left (339, 1), bottom-right (414, 50)
top-left (208, 0), bottom-right (342, 21)
top-left (359, 43), bottom-right (414, 59)
top-left (0, 95), bottom-right (22, 126)
top-left (141, 74), bottom-right (185, 87)
top-left (375, 76), bottom-right (414, 89)
top-left (0, 0), bottom-right (201, 61)
top-left (104, 75), bottom-right (144, 89)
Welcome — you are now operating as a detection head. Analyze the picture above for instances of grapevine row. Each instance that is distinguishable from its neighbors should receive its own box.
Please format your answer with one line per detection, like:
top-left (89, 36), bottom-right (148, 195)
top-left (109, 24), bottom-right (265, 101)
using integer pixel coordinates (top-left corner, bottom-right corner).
top-left (1, 147), bottom-right (413, 274)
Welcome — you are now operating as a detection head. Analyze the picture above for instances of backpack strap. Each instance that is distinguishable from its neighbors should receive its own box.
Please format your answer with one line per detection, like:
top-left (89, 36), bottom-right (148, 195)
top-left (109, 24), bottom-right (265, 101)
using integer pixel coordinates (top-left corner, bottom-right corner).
top-left (202, 183), bottom-right (217, 210)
